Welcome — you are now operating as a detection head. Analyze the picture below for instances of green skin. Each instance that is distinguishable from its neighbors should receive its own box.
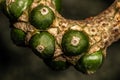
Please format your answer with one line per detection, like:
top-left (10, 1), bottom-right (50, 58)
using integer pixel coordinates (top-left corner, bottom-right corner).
top-left (52, 0), bottom-right (62, 12)
top-left (29, 4), bottom-right (55, 30)
top-left (0, 0), bottom-right (106, 73)
top-left (11, 28), bottom-right (26, 46)
top-left (62, 30), bottom-right (89, 56)
top-left (6, 0), bottom-right (33, 20)
top-left (75, 50), bottom-right (103, 74)
top-left (44, 58), bottom-right (70, 71)
top-left (29, 31), bottom-right (55, 59)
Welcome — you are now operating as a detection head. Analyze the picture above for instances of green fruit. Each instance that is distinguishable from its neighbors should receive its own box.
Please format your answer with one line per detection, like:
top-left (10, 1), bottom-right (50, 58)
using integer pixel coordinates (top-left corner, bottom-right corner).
top-left (52, 0), bottom-right (62, 12)
top-left (29, 4), bottom-right (55, 30)
top-left (29, 31), bottom-right (55, 59)
top-left (61, 30), bottom-right (89, 56)
top-left (6, 0), bottom-right (33, 19)
top-left (75, 50), bottom-right (104, 74)
top-left (44, 57), bottom-right (70, 71)
top-left (11, 28), bottom-right (26, 46)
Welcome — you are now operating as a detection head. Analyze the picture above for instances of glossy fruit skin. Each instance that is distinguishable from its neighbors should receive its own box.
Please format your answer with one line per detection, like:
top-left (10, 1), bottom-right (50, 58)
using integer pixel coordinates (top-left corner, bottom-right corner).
top-left (61, 30), bottom-right (89, 56)
top-left (6, 0), bottom-right (33, 20)
top-left (75, 50), bottom-right (104, 74)
top-left (44, 58), bottom-right (70, 71)
top-left (29, 31), bottom-right (55, 59)
top-left (11, 28), bottom-right (26, 46)
top-left (29, 4), bottom-right (55, 30)
top-left (52, 0), bottom-right (62, 12)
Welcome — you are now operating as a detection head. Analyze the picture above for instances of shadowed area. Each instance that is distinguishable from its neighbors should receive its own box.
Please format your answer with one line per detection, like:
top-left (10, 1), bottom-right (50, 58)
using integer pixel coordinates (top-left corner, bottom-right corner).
top-left (61, 0), bottom-right (114, 20)
top-left (1, 0), bottom-right (120, 80)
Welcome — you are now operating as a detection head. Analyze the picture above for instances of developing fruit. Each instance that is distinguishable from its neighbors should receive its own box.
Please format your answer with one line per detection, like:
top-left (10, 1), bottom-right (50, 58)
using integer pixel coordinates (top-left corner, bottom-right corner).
top-left (11, 28), bottom-right (26, 46)
top-left (29, 31), bottom-right (55, 59)
top-left (75, 50), bottom-right (104, 74)
top-left (62, 30), bottom-right (89, 56)
top-left (30, 4), bottom-right (55, 30)
top-left (44, 56), bottom-right (70, 71)
top-left (6, 0), bottom-right (33, 20)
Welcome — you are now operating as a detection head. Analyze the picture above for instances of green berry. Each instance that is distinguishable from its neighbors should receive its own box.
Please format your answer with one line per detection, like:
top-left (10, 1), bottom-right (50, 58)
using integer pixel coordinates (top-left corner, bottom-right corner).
top-left (44, 57), bottom-right (70, 71)
top-left (29, 4), bottom-right (55, 30)
top-left (61, 30), bottom-right (89, 56)
top-left (52, 0), bottom-right (62, 12)
top-left (6, 0), bottom-right (33, 20)
top-left (11, 28), bottom-right (26, 46)
top-left (29, 31), bottom-right (55, 59)
top-left (75, 50), bottom-right (104, 74)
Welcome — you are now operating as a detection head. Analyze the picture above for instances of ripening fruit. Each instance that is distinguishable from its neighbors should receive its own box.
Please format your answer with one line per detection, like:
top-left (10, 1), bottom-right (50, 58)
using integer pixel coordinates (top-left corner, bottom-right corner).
top-left (74, 50), bottom-right (104, 74)
top-left (6, 0), bottom-right (33, 20)
top-left (29, 4), bottom-right (55, 30)
top-left (29, 31), bottom-right (55, 59)
top-left (11, 28), bottom-right (26, 46)
top-left (44, 57), bottom-right (70, 71)
top-left (61, 30), bottom-right (89, 56)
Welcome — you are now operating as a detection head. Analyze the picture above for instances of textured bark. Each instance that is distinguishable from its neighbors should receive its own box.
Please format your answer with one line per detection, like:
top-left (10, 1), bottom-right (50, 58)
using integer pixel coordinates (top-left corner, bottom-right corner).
top-left (1, 0), bottom-right (120, 65)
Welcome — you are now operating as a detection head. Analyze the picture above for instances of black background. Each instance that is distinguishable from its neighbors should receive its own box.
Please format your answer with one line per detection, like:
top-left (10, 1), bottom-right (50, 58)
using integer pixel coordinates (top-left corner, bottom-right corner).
top-left (1, 0), bottom-right (120, 80)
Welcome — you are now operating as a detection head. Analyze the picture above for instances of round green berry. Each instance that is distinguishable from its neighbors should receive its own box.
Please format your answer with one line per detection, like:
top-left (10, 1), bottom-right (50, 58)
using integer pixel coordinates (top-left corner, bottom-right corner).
top-left (29, 4), bottom-right (55, 30)
top-left (29, 31), bottom-right (55, 59)
top-left (75, 50), bottom-right (104, 74)
top-left (6, 0), bottom-right (33, 20)
top-left (61, 30), bottom-right (89, 56)
top-left (52, 0), bottom-right (62, 12)
top-left (44, 57), bottom-right (70, 71)
top-left (11, 28), bottom-right (26, 46)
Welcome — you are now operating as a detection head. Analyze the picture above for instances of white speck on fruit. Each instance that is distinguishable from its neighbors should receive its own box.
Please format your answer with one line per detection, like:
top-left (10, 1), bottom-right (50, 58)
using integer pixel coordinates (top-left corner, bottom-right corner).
top-left (36, 45), bottom-right (45, 53)
top-left (40, 7), bottom-right (49, 15)
top-left (71, 36), bottom-right (80, 46)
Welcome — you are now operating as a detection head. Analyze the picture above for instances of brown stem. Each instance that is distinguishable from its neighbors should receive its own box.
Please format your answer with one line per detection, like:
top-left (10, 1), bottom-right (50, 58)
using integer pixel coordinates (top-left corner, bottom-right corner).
top-left (48, 0), bottom-right (120, 64)
top-left (1, 0), bottom-right (120, 65)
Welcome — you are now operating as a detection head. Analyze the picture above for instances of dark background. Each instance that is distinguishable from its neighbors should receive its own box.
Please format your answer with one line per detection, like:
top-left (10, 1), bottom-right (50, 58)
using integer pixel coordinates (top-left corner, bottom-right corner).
top-left (0, 0), bottom-right (120, 80)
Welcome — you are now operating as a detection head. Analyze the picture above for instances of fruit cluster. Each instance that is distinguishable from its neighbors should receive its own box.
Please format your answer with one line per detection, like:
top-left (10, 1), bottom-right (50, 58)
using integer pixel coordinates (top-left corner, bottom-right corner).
top-left (0, 0), bottom-right (120, 74)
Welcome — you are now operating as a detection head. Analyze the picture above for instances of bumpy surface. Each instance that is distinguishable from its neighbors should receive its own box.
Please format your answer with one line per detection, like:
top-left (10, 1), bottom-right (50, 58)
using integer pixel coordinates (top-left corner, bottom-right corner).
top-left (0, 0), bottom-right (120, 74)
